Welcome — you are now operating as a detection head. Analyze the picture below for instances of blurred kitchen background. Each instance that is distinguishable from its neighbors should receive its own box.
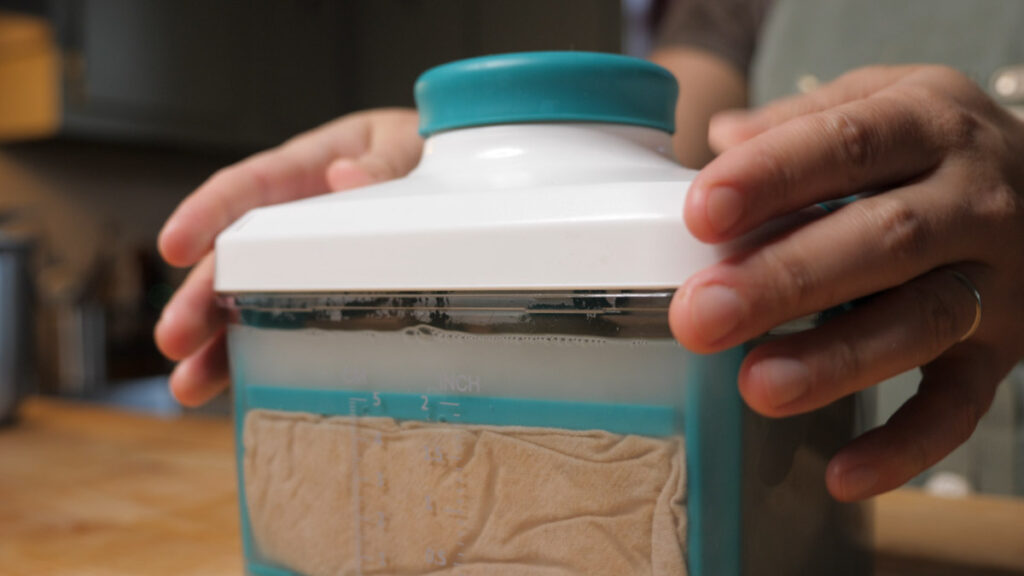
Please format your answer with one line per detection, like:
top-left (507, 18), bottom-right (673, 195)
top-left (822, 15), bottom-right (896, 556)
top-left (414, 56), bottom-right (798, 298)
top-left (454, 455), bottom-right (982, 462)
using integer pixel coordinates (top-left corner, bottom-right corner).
top-left (1, 0), bottom-right (1021, 497)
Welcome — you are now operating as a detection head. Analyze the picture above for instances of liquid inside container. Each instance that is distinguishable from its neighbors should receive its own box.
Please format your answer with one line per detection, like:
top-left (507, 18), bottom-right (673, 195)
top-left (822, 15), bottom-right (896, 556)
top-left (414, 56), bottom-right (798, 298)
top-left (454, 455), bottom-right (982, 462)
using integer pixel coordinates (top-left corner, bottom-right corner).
top-left (229, 292), bottom-right (694, 576)
top-left (217, 52), bottom-right (871, 576)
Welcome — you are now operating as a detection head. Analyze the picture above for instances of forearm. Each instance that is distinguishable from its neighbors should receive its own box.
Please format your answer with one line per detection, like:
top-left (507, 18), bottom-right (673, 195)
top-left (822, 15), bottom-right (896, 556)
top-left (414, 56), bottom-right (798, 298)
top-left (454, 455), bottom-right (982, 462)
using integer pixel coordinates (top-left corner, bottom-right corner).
top-left (649, 46), bottom-right (748, 168)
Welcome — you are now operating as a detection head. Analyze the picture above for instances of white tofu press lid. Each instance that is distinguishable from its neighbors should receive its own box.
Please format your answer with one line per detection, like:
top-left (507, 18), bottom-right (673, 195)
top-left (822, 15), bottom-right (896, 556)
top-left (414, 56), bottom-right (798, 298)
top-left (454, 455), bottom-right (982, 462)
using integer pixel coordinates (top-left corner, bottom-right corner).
top-left (215, 52), bottom-right (728, 293)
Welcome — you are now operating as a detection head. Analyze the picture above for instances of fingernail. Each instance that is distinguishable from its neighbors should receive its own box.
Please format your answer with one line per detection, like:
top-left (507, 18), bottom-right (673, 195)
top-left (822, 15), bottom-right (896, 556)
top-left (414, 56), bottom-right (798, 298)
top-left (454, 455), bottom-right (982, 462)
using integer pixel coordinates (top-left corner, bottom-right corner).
top-left (690, 284), bottom-right (745, 344)
top-left (751, 358), bottom-right (812, 408)
top-left (705, 187), bottom-right (744, 234)
top-left (841, 465), bottom-right (879, 498)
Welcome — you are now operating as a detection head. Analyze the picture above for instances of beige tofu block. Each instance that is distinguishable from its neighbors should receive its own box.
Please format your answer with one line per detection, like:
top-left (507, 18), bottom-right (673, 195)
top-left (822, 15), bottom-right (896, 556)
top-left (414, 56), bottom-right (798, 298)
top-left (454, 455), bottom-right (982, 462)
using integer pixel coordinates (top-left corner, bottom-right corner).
top-left (244, 410), bottom-right (686, 576)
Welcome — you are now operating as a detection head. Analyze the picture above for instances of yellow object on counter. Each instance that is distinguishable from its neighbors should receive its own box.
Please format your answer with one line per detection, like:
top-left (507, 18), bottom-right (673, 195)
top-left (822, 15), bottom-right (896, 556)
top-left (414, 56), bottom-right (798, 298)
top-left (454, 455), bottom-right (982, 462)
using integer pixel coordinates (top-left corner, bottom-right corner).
top-left (0, 11), bottom-right (59, 141)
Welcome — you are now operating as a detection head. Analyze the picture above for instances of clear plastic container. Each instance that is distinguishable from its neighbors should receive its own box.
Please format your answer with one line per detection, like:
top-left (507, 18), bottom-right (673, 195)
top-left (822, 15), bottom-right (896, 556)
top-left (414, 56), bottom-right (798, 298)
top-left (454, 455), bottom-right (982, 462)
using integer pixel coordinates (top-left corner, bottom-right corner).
top-left (225, 292), bottom-right (868, 576)
top-left (218, 52), bottom-right (871, 576)
top-left (228, 291), bottom-right (692, 575)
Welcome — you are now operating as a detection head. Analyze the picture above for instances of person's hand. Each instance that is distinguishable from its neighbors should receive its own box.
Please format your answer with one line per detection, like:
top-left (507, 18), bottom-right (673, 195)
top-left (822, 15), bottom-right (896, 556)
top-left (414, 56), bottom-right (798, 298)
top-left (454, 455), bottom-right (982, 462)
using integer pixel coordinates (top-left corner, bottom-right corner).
top-left (670, 65), bottom-right (1024, 501)
top-left (155, 108), bottom-right (422, 406)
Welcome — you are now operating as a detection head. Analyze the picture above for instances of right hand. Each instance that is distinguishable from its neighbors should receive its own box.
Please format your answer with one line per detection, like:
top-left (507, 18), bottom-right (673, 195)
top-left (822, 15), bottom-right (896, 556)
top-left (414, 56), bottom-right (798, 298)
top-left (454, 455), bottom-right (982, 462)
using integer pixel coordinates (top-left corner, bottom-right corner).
top-left (155, 108), bottom-right (422, 406)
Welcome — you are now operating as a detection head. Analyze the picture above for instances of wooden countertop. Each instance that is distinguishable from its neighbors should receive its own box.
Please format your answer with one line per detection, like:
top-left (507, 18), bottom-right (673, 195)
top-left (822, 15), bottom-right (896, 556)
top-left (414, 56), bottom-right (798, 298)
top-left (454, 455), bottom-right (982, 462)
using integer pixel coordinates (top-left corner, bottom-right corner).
top-left (1, 397), bottom-right (1022, 576)
top-left (0, 398), bottom-right (241, 575)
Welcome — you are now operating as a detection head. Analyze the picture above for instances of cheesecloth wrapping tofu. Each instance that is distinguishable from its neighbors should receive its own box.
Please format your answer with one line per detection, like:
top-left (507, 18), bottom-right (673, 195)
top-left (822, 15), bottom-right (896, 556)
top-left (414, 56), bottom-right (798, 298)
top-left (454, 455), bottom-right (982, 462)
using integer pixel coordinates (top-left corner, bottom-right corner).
top-left (243, 409), bottom-right (686, 576)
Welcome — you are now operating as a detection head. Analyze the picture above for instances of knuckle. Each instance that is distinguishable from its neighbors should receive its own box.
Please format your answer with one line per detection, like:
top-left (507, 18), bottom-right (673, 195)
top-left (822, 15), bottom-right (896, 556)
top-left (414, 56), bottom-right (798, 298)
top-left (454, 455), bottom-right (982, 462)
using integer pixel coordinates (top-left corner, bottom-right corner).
top-left (887, 84), bottom-right (944, 123)
top-left (972, 183), bottom-right (1022, 232)
top-left (937, 106), bottom-right (983, 150)
top-left (752, 144), bottom-right (798, 198)
top-left (381, 152), bottom-right (410, 180)
top-left (757, 246), bottom-right (820, 313)
top-left (868, 199), bottom-right (931, 263)
top-left (397, 139), bottom-right (425, 174)
top-left (914, 66), bottom-right (980, 102)
top-left (828, 336), bottom-right (864, 388)
top-left (243, 156), bottom-right (278, 201)
top-left (889, 76), bottom-right (984, 151)
top-left (360, 155), bottom-right (398, 181)
top-left (821, 109), bottom-right (878, 169)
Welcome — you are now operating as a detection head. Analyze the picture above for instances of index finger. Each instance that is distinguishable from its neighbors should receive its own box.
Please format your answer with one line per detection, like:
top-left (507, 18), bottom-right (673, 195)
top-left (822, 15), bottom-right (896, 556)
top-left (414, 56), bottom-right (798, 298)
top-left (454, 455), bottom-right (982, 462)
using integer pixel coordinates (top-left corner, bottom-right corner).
top-left (158, 116), bottom-right (372, 267)
top-left (709, 65), bottom-right (917, 151)
top-left (687, 91), bottom-right (949, 242)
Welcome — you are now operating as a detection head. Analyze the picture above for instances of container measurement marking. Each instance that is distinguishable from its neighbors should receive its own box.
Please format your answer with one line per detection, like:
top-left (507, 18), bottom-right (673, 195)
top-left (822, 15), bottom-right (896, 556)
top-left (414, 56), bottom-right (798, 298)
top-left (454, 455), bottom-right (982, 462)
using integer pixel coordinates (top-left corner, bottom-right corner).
top-left (346, 398), bottom-right (364, 576)
top-left (439, 401), bottom-right (460, 407)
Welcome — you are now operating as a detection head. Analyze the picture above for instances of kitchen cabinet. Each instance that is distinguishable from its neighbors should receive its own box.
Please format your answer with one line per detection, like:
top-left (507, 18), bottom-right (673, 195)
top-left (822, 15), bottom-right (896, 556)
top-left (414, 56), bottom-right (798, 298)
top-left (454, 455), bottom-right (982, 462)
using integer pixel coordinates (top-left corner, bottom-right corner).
top-left (42, 0), bottom-right (620, 150)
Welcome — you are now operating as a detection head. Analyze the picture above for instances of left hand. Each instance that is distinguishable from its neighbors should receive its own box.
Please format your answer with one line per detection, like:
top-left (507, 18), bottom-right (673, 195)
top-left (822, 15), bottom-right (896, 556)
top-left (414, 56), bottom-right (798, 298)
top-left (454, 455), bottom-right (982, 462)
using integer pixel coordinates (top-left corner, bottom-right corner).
top-left (155, 109), bottom-right (421, 406)
top-left (670, 65), bottom-right (1024, 501)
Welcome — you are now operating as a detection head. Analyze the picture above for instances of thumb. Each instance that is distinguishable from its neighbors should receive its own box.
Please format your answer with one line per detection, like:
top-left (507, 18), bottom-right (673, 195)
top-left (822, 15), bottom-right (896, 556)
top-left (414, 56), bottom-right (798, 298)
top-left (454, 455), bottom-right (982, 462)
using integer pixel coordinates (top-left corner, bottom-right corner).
top-left (324, 139), bottom-right (422, 191)
top-left (325, 109), bottom-right (423, 191)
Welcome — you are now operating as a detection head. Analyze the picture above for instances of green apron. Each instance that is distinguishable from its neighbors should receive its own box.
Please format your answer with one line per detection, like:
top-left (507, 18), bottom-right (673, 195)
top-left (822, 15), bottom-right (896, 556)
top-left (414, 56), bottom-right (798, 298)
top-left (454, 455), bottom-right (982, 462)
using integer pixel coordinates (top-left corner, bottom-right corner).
top-left (752, 0), bottom-right (1024, 113)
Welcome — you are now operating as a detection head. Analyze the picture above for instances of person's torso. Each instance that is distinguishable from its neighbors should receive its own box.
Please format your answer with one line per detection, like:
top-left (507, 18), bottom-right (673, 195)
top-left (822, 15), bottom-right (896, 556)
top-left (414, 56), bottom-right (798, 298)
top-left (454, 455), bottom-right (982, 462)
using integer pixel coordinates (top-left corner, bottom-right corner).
top-left (752, 0), bottom-right (1024, 115)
